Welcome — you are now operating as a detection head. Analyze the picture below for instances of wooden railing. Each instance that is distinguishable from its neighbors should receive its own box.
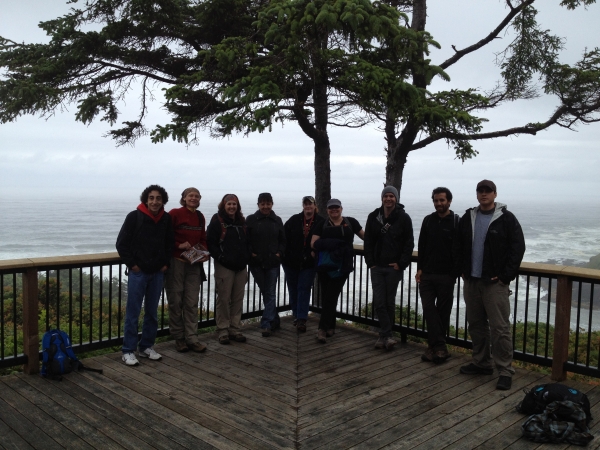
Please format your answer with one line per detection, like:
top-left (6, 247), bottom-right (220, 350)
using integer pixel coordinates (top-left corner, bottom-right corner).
top-left (1, 251), bottom-right (599, 380)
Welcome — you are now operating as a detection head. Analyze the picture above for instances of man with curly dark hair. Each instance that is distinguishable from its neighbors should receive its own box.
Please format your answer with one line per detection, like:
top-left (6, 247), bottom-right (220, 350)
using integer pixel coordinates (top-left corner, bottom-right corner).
top-left (116, 184), bottom-right (174, 366)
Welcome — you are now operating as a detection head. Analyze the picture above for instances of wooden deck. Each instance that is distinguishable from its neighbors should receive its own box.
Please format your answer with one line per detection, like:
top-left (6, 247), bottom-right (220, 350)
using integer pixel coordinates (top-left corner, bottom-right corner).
top-left (1, 316), bottom-right (600, 449)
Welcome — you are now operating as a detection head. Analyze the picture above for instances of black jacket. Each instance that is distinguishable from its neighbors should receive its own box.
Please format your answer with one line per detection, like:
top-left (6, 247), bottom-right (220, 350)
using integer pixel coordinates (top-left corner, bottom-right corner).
top-left (246, 210), bottom-right (286, 268)
top-left (364, 204), bottom-right (414, 270)
top-left (457, 203), bottom-right (525, 284)
top-left (206, 212), bottom-right (250, 272)
top-left (282, 212), bottom-right (325, 270)
top-left (417, 211), bottom-right (460, 276)
top-left (116, 209), bottom-right (174, 273)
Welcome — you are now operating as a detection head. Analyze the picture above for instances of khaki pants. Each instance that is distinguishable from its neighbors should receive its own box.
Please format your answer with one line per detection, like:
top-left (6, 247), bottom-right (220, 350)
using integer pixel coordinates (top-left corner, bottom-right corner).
top-left (463, 278), bottom-right (515, 377)
top-left (214, 261), bottom-right (247, 337)
top-left (165, 258), bottom-right (202, 343)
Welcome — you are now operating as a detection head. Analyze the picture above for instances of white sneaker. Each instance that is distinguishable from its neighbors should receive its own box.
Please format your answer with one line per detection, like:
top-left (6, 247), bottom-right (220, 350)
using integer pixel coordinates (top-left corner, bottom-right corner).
top-left (122, 352), bottom-right (139, 366)
top-left (138, 347), bottom-right (162, 361)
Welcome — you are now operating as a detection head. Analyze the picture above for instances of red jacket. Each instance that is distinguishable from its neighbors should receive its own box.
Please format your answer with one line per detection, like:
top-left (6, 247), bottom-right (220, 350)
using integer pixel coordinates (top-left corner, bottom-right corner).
top-left (168, 207), bottom-right (207, 259)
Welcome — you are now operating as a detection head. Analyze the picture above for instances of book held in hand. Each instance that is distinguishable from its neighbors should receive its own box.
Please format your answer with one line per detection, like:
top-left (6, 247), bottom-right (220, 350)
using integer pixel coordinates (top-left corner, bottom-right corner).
top-left (180, 245), bottom-right (210, 264)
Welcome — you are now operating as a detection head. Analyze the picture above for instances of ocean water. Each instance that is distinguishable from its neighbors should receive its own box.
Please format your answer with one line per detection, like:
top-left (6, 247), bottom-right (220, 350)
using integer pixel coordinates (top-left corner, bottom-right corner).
top-left (1, 193), bottom-right (599, 330)
top-left (1, 193), bottom-right (598, 265)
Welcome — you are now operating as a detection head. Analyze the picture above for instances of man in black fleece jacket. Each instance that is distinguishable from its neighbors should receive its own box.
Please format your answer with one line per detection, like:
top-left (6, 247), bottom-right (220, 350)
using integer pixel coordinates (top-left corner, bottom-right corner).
top-left (246, 192), bottom-right (286, 337)
top-left (364, 186), bottom-right (414, 351)
top-left (416, 187), bottom-right (460, 365)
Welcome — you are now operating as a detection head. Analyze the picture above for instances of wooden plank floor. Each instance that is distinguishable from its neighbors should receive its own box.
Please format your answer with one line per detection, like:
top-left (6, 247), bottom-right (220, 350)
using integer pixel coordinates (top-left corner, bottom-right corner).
top-left (1, 316), bottom-right (599, 449)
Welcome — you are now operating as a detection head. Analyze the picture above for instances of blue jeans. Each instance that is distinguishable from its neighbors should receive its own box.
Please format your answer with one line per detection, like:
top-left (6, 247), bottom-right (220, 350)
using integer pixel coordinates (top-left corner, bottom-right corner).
top-left (283, 265), bottom-right (316, 320)
top-left (122, 270), bottom-right (164, 353)
top-left (250, 266), bottom-right (280, 329)
top-left (371, 266), bottom-right (403, 338)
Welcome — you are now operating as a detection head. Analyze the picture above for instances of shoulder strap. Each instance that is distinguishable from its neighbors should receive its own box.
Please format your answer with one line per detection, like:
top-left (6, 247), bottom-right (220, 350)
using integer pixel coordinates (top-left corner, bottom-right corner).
top-left (217, 214), bottom-right (246, 243)
top-left (195, 210), bottom-right (205, 230)
top-left (217, 214), bottom-right (227, 243)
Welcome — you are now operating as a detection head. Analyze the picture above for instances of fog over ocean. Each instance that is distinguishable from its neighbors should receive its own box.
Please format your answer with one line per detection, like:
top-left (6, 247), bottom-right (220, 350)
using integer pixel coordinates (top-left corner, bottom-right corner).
top-left (1, 191), bottom-right (598, 265)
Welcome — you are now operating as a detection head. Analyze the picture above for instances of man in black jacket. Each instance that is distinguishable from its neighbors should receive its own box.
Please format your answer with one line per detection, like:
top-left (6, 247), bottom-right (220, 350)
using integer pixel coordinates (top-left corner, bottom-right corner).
top-left (364, 186), bottom-right (414, 350)
top-left (246, 193), bottom-right (286, 337)
top-left (116, 185), bottom-right (174, 366)
top-left (457, 180), bottom-right (525, 391)
top-left (416, 187), bottom-right (459, 364)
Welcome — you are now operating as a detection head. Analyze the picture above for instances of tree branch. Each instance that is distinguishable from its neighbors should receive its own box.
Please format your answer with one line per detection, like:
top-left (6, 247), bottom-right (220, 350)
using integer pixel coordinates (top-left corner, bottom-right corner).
top-left (439, 0), bottom-right (535, 70)
top-left (91, 60), bottom-right (177, 85)
top-left (410, 103), bottom-right (570, 150)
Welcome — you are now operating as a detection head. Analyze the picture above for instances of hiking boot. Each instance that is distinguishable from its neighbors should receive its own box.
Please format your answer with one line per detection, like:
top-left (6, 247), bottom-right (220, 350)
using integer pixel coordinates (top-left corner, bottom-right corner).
top-left (122, 352), bottom-right (139, 366)
top-left (292, 318), bottom-right (298, 327)
top-left (317, 329), bottom-right (327, 343)
top-left (261, 328), bottom-right (272, 337)
top-left (218, 335), bottom-right (230, 345)
top-left (496, 376), bottom-right (512, 391)
top-left (459, 363), bottom-right (493, 375)
top-left (433, 349), bottom-right (450, 364)
top-left (375, 337), bottom-right (385, 349)
top-left (384, 337), bottom-right (397, 351)
top-left (296, 319), bottom-right (307, 333)
top-left (138, 347), bottom-right (162, 361)
top-left (421, 348), bottom-right (434, 362)
top-left (188, 341), bottom-right (207, 353)
top-left (175, 339), bottom-right (189, 353)
top-left (326, 329), bottom-right (335, 337)
top-left (229, 333), bottom-right (247, 343)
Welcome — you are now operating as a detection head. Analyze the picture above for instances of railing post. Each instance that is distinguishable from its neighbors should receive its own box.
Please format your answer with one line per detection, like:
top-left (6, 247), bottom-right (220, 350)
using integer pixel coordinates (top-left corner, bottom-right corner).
top-left (552, 275), bottom-right (572, 381)
top-left (22, 267), bottom-right (39, 375)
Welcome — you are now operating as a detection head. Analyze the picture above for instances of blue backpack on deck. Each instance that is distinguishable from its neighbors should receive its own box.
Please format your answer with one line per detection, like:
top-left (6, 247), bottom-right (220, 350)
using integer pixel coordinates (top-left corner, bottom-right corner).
top-left (41, 329), bottom-right (80, 380)
top-left (41, 329), bottom-right (103, 380)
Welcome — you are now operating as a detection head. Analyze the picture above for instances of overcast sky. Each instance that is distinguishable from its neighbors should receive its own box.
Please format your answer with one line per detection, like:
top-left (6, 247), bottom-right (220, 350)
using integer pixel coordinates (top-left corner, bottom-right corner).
top-left (1, 0), bottom-right (599, 207)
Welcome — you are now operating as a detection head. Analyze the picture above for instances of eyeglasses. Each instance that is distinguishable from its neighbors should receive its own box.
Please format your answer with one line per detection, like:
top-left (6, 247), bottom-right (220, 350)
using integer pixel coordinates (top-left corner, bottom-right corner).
top-left (327, 205), bottom-right (341, 209)
top-left (476, 187), bottom-right (493, 194)
top-left (302, 196), bottom-right (316, 204)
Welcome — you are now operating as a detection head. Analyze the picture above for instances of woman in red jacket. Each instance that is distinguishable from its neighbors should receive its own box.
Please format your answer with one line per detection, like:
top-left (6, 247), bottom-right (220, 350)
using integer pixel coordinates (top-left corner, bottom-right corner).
top-left (165, 187), bottom-right (209, 353)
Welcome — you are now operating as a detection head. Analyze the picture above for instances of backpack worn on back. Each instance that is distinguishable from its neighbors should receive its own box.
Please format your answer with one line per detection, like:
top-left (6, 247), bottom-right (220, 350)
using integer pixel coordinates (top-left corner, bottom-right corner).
top-left (41, 329), bottom-right (80, 380)
top-left (516, 383), bottom-right (592, 425)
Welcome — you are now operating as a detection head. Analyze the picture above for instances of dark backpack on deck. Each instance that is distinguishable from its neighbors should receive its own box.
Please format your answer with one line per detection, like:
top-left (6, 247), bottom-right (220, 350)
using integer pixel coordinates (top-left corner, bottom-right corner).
top-left (522, 400), bottom-right (594, 446)
top-left (41, 329), bottom-right (103, 380)
top-left (516, 383), bottom-right (592, 425)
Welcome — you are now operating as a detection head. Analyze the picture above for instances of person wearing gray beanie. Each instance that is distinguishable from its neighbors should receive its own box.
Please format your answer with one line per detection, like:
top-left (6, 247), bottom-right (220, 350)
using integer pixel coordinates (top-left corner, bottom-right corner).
top-left (364, 185), bottom-right (414, 351)
top-left (381, 186), bottom-right (399, 202)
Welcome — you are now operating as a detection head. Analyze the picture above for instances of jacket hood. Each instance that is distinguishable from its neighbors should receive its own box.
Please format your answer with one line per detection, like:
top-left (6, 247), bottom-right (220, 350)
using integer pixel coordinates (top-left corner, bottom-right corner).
top-left (371, 203), bottom-right (405, 215)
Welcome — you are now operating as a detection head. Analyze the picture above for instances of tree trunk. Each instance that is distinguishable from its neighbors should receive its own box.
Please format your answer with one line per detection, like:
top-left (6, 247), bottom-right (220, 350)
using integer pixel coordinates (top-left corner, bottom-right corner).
top-left (384, 0), bottom-right (428, 198)
top-left (314, 136), bottom-right (331, 215)
top-left (313, 82), bottom-right (331, 215)
top-left (293, 80), bottom-right (331, 215)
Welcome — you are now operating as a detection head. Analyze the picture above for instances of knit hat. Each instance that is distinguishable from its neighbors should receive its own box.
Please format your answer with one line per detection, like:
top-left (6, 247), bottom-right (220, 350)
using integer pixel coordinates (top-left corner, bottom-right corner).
top-left (381, 186), bottom-right (398, 201)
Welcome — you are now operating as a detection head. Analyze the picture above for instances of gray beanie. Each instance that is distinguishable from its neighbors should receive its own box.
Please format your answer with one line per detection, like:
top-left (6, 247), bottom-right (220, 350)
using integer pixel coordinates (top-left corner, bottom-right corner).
top-left (381, 186), bottom-right (398, 201)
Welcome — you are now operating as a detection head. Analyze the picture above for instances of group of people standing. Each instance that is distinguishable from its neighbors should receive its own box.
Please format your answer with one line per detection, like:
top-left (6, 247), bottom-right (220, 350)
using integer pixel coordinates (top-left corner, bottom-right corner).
top-left (115, 179), bottom-right (525, 391)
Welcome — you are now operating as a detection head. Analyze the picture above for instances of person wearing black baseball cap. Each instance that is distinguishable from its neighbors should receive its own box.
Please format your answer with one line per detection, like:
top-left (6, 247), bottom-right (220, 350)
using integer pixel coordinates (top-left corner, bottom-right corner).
top-left (456, 180), bottom-right (525, 391)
